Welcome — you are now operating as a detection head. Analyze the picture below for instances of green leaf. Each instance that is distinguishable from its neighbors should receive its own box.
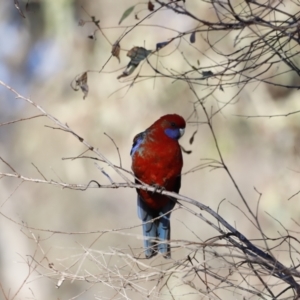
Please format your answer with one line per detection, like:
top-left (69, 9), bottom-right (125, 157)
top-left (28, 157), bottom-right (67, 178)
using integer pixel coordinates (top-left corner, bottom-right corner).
top-left (119, 6), bottom-right (135, 25)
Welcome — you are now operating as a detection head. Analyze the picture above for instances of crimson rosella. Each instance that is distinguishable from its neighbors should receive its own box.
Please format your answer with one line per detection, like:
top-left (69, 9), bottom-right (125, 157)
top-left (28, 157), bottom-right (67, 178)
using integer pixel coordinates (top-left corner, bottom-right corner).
top-left (131, 114), bottom-right (186, 258)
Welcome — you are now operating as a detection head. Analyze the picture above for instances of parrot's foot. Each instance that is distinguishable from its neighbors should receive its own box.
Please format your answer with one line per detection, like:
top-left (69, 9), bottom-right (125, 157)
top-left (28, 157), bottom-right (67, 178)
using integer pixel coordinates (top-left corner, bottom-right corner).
top-left (151, 184), bottom-right (165, 194)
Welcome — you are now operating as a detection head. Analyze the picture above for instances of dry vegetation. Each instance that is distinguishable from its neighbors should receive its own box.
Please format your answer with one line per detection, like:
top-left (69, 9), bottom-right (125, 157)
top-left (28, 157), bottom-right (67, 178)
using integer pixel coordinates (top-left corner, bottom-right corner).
top-left (1, 0), bottom-right (300, 299)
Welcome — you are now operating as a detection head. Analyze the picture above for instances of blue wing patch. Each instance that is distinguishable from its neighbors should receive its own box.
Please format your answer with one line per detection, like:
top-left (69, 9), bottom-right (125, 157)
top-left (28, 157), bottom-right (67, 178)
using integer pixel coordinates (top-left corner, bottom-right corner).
top-left (130, 131), bottom-right (146, 156)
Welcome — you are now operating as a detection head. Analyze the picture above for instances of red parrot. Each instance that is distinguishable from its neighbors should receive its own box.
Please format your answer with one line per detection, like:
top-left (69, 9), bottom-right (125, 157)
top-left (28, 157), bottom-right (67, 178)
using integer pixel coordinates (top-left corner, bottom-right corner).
top-left (131, 114), bottom-right (186, 258)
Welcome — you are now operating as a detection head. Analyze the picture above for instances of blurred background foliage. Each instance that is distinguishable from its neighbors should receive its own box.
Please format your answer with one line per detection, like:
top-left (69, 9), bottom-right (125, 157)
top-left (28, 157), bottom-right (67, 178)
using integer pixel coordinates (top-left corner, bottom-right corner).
top-left (1, 0), bottom-right (300, 299)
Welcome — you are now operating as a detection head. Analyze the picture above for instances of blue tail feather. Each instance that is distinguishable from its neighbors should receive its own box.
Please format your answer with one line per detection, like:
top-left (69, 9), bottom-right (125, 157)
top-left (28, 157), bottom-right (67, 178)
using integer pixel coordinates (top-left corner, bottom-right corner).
top-left (137, 195), bottom-right (157, 258)
top-left (137, 195), bottom-right (176, 258)
top-left (157, 198), bottom-right (175, 258)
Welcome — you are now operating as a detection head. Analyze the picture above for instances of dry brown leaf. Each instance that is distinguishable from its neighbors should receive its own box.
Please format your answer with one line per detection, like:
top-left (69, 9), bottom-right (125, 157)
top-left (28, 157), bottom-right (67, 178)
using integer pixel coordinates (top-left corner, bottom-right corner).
top-left (75, 72), bottom-right (89, 100)
top-left (112, 42), bottom-right (121, 63)
top-left (117, 47), bottom-right (152, 79)
top-left (148, 1), bottom-right (154, 11)
top-left (127, 47), bottom-right (152, 65)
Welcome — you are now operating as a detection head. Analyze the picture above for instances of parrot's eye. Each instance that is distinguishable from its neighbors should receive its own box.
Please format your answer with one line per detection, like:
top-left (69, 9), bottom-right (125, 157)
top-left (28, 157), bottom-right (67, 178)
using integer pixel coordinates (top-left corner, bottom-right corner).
top-left (170, 122), bottom-right (176, 127)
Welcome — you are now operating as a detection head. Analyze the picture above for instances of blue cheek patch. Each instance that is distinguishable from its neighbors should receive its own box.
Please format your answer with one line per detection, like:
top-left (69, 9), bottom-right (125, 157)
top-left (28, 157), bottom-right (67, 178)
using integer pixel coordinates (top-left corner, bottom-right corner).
top-left (165, 128), bottom-right (180, 140)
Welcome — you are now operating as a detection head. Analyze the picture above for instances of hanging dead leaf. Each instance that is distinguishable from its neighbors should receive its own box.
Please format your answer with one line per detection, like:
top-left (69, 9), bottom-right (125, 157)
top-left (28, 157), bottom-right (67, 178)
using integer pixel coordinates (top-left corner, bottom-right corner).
top-left (180, 145), bottom-right (192, 154)
top-left (117, 47), bottom-right (152, 79)
top-left (190, 31), bottom-right (196, 43)
top-left (148, 1), bottom-right (154, 11)
top-left (127, 47), bottom-right (152, 65)
top-left (202, 70), bottom-right (214, 78)
top-left (91, 16), bottom-right (100, 28)
top-left (189, 130), bottom-right (197, 144)
top-left (112, 42), bottom-right (121, 63)
top-left (73, 72), bottom-right (89, 100)
top-left (156, 41), bottom-right (170, 51)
